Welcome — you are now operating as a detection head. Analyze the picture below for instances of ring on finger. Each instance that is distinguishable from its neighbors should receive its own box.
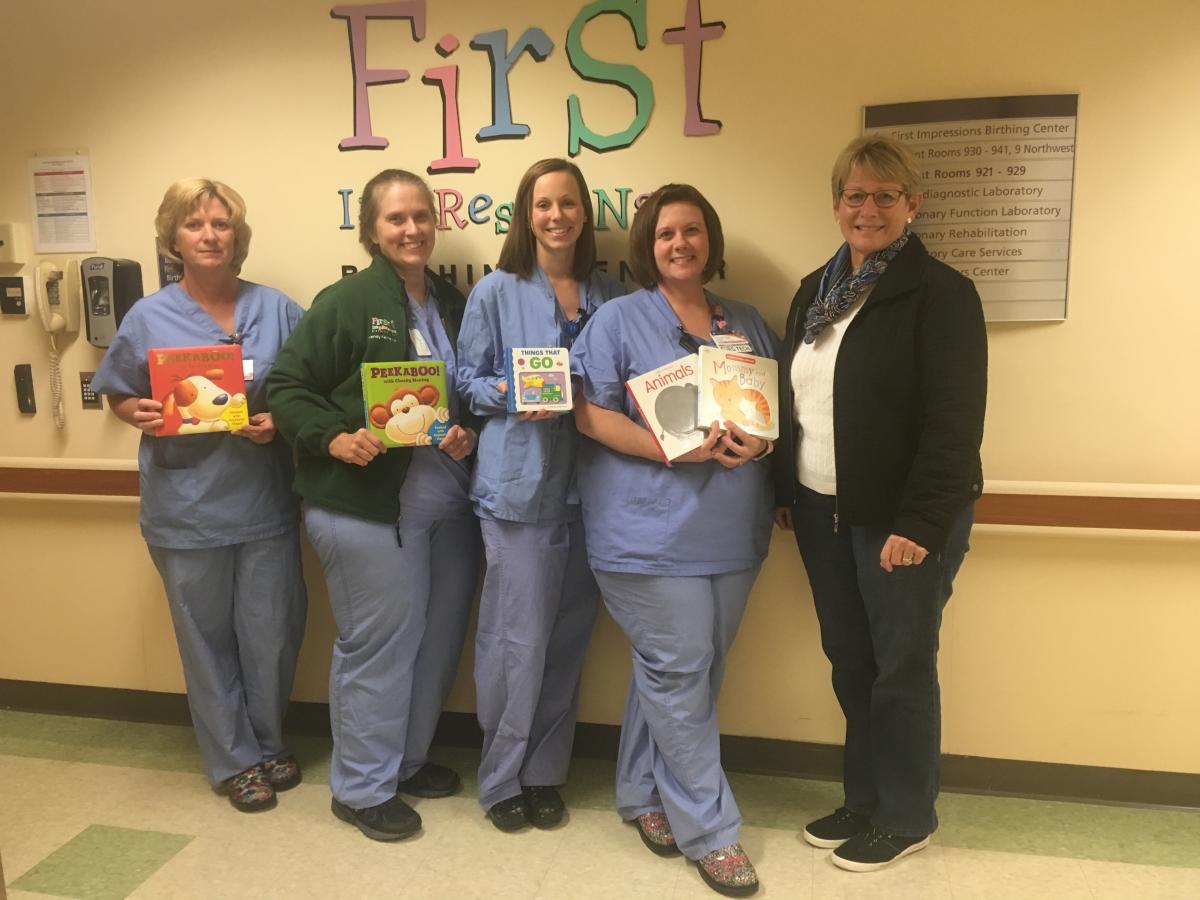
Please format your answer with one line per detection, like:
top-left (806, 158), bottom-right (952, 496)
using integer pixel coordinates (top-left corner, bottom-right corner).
top-left (902, 556), bottom-right (914, 565)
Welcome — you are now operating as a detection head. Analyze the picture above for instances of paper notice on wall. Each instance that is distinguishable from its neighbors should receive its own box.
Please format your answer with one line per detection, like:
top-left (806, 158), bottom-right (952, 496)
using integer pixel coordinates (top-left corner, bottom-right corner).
top-left (864, 95), bottom-right (1078, 322)
top-left (28, 154), bottom-right (97, 253)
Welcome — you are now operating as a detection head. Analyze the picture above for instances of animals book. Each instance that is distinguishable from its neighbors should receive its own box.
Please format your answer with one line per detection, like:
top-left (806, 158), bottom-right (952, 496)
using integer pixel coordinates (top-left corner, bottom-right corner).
top-left (624, 354), bottom-right (705, 463)
top-left (505, 347), bottom-right (573, 413)
top-left (361, 360), bottom-right (451, 448)
top-left (695, 346), bottom-right (780, 440)
top-left (147, 344), bottom-right (249, 436)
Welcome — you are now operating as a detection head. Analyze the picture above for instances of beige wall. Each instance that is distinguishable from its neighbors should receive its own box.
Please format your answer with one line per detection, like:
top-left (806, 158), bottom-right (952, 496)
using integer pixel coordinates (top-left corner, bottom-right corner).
top-left (1, 1), bottom-right (1197, 774)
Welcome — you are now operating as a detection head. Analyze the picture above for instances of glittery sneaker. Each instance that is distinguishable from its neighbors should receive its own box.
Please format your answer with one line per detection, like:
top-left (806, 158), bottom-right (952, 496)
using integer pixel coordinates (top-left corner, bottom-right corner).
top-left (220, 764), bottom-right (276, 813)
top-left (261, 754), bottom-right (302, 792)
top-left (523, 786), bottom-right (565, 828)
top-left (831, 827), bottom-right (930, 872)
top-left (632, 811), bottom-right (680, 856)
top-left (802, 806), bottom-right (870, 848)
top-left (696, 842), bottom-right (759, 896)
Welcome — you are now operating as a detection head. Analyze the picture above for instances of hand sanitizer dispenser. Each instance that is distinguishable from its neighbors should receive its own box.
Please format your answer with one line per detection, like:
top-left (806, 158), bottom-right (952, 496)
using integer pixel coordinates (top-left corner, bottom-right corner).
top-left (81, 257), bottom-right (143, 348)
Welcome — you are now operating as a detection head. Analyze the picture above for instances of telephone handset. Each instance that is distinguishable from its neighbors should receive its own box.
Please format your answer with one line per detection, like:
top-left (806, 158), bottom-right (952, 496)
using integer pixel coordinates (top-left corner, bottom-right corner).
top-left (35, 260), bottom-right (81, 333)
top-left (33, 260), bottom-right (81, 429)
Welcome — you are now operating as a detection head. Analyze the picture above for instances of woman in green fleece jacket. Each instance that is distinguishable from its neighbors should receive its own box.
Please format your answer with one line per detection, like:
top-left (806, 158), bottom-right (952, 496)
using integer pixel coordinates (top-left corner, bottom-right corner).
top-left (267, 169), bottom-right (480, 842)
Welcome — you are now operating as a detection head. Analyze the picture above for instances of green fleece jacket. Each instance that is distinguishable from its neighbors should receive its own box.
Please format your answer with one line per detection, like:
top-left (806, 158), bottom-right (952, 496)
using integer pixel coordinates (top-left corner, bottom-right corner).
top-left (266, 254), bottom-right (468, 523)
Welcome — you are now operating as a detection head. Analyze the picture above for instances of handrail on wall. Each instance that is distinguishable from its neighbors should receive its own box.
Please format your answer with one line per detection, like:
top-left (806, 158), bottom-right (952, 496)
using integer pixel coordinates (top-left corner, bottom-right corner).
top-left (2, 466), bottom-right (1199, 532)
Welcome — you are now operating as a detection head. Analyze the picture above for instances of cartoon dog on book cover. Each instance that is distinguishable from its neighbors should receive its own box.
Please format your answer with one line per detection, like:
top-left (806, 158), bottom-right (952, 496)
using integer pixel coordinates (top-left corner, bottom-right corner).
top-left (161, 370), bottom-right (248, 434)
top-left (367, 384), bottom-right (449, 446)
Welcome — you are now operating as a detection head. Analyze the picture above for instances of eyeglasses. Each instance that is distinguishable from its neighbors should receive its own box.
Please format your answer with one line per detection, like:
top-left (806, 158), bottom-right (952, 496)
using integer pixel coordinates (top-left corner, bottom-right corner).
top-left (839, 189), bottom-right (907, 208)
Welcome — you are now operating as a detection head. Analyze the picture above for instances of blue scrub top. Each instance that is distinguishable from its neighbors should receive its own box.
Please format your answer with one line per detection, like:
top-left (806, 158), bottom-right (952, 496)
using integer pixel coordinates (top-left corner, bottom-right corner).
top-left (571, 288), bottom-right (779, 576)
top-left (456, 267), bottom-right (624, 525)
top-left (397, 275), bottom-right (472, 520)
top-left (91, 281), bottom-right (304, 549)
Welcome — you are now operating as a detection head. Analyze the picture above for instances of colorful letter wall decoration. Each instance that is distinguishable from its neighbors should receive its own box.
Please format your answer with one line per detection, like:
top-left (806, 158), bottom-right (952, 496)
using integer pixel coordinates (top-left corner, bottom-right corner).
top-left (332, 0), bottom-right (726, 168)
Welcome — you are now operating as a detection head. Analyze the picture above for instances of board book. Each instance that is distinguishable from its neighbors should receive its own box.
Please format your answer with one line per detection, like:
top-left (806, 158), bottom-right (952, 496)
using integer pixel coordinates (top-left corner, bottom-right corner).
top-left (148, 344), bottom-right (249, 436)
top-left (361, 360), bottom-right (451, 448)
top-left (696, 346), bottom-right (780, 440)
top-left (624, 354), bottom-right (705, 463)
top-left (505, 347), bottom-right (573, 413)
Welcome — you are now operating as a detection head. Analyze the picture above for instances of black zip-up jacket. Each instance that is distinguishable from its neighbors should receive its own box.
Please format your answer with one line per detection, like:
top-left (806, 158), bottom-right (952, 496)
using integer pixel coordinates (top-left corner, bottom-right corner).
top-left (772, 235), bottom-right (987, 552)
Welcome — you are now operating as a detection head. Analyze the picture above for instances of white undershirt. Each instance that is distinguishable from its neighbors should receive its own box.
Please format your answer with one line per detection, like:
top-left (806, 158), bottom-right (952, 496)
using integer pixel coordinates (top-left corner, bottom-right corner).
top-left (790, 286), bottom-right (873, 495)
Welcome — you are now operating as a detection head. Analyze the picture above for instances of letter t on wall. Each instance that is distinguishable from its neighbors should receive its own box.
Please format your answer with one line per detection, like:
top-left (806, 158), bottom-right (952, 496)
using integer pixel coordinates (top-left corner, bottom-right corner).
top-left (332, 1), bottom-right (427, 150)
top-left (662, 0), bottom-right (725, 137)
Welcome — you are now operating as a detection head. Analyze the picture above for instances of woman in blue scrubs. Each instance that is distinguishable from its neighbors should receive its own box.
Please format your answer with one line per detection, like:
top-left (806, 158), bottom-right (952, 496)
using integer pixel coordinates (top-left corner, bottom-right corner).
top-left (573, 184), bottom-right (777, 897)
top-left (456, 158), bottom-right (623, 831)
top-left (267, 169), bottom-right (480, 841)
top-left (92, 178), bottom-right (307, 813)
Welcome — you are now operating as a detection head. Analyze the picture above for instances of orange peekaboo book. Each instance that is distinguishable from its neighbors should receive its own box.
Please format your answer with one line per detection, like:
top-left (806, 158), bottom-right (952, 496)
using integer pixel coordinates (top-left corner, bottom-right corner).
top-left (147, 345), bottom-right (250, 436)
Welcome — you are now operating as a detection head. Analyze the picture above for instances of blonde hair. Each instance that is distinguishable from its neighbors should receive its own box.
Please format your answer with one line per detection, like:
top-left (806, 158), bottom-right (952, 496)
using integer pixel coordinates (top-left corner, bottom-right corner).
top-left (155, 178), bottom-right (251, 274)
top-left (358, 169), bottom-right (437, 256)
top-left (830, 135), bottom-right (923, 201)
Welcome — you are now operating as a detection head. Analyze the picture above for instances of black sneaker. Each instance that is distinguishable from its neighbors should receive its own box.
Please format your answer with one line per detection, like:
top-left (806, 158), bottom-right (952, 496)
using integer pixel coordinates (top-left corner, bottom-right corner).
top-left (487, 794), bottom-right (530, 832)
top-left (397, 762), bottom-right (462, 798)
top-left (523, 786), bottom-right (565, 828)
top-left (802, 807), bottom-right (870, 848)
top-left (831, 827), bottom-right (930, 872)
top-left (331, 795), bottom-right (422, 841)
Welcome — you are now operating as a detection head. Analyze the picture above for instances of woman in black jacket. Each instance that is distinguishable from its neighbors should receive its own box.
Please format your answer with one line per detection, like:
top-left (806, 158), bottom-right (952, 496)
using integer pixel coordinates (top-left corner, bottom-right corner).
top-left (773, 135), bottom-right (987, 872)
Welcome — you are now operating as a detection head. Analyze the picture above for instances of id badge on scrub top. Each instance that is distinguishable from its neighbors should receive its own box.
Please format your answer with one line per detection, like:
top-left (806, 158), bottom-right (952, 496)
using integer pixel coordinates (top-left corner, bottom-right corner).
top-left (242, 358), bottom-right (255, 381)
top-left (408, 328), bottom-right (432, 358)
top-left (712, 332), bottom-right (753, 353)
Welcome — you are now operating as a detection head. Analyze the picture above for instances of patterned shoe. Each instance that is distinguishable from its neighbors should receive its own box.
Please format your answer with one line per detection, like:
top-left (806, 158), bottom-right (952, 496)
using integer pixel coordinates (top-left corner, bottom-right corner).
top-left (261, 755), bottom-right (302, 792)
top-left (221, 764), bottom-right (276, 813)
top-left (632, 812), bottom-right (680, 857)
top-left (696, 843), bottom-right (759, 897)
top-left (523, 786), bottom-right (565, 828)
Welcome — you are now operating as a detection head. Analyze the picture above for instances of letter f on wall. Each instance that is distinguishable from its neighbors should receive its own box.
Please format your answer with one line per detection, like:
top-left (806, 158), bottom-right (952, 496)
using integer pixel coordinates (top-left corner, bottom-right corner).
top-left (332, 1), bottom-right (427, 150)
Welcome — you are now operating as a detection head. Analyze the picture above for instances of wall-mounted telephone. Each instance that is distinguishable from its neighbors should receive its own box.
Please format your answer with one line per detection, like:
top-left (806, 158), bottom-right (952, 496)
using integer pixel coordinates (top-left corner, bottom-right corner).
top-left (34, 260), bottom-right (81, 429)
top-left (35, 260), bottom-right (81, 333)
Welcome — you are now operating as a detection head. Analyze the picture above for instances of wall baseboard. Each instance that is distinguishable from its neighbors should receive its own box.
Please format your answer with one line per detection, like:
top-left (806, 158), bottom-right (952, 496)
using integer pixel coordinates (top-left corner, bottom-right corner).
top-left (2, 679), bottom-right (1194, 810)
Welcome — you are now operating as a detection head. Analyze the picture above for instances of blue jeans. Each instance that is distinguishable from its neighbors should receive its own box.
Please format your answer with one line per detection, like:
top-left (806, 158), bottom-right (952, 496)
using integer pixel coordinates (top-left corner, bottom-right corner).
top-left (792, 485), bottom-right (973, 836)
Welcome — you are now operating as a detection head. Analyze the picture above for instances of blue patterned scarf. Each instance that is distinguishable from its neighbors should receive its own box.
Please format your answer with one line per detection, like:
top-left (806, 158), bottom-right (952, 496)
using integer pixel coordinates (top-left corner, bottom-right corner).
top-left (802, 228), bottom-right (911, 344)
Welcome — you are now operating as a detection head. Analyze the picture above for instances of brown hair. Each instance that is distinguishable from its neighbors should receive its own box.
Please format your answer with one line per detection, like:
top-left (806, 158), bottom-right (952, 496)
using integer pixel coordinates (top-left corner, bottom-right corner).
top-left (358, 169), bottom-right (437, 256)
top-left (155, 178), bottom-right (251, 274)
top-left (830, 134), bottom-right (923, 202)
top-left (627, 184), bottom-right (725, 288)
top-left (498, 158), bottom-right (597, 281)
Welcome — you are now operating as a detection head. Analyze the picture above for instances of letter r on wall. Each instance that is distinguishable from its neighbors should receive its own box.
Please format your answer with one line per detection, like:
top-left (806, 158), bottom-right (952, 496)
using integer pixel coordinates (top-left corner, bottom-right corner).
top-left (332, 1), bottom-right (427, 150)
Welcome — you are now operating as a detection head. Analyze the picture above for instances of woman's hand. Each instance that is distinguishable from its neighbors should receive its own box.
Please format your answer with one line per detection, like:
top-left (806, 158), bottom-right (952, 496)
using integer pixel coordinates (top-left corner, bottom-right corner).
top-left (517, 410), bottom-right (557, 421)
top-left (110, 396), bottom-right (164, 435)
top-left (675, 421), bottom-right (724, 463)
top-left (880, 533), bottom-right (929, 572)
top-left (438, 424), bottom-right (477, 461)
top-left (714, 420), bottom-right (769, 469)
top-left (233, 412), bottom-right (276, 445)
top-left (773, 506), bottom-right (794, 530)
top-left (328, 428), bottom-right (386, 466)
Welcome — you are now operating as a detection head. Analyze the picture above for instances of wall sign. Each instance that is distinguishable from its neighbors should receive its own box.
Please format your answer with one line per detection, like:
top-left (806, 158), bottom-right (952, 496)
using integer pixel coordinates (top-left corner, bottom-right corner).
top-left (865, 95), bottom-right (1078, 322)
top-left (331, 0), bottom-right (726, 170)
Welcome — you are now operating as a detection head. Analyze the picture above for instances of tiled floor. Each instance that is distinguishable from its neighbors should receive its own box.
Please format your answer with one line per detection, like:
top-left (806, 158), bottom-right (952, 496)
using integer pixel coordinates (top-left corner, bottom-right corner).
top-left (1, 711), bottom-right (1197, 899)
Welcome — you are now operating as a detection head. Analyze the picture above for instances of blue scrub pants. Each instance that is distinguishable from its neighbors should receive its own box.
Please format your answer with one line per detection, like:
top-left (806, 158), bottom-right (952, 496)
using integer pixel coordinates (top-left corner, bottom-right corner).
top-left (791, 484), bottom-right (973, 836)
top-left (595, 567), bottom-right (760, 860)
top-left (474, 517), bottom-right (598, 810)
top-left (304, 504), bottom-right (481, 808)
top-left (147, 530), bottom-right (307, 786)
